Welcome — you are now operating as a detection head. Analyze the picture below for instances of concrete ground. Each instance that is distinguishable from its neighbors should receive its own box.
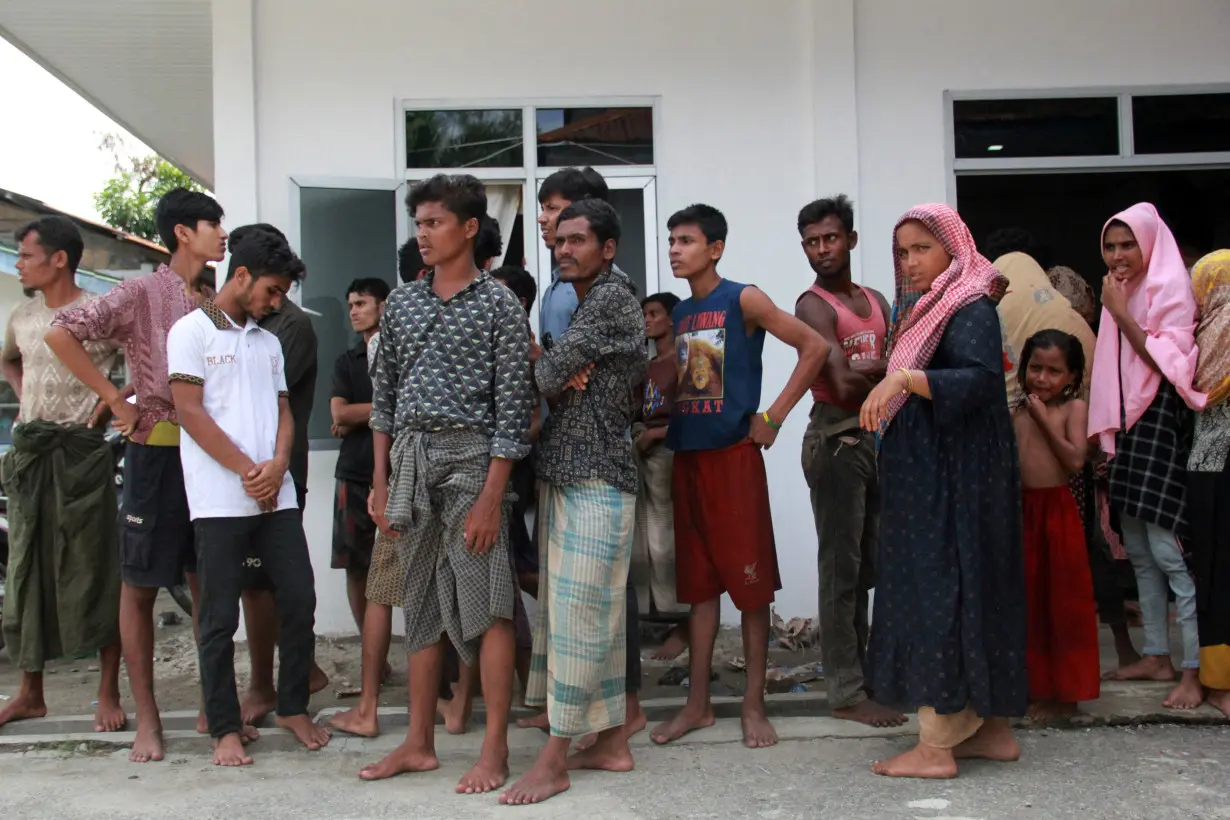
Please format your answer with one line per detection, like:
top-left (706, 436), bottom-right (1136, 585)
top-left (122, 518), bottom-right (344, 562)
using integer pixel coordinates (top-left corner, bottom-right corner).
top-left (1, 721), bottom-right (1227, 819)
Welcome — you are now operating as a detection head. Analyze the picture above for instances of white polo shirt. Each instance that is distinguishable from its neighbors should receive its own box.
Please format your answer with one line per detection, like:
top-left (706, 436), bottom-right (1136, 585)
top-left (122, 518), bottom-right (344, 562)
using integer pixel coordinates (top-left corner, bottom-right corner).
top-left (167, 300), bottom-right (297, 520)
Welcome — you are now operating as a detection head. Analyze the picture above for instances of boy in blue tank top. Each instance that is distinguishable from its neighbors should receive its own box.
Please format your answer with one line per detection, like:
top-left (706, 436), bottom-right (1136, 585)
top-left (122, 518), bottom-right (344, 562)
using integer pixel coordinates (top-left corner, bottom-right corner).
top-left (650, 205), bottom-right (828, 750)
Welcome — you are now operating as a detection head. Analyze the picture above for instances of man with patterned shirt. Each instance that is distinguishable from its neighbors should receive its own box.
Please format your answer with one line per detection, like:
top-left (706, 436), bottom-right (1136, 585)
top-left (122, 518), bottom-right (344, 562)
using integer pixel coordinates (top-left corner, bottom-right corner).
top-left (46, 188), bottom-right (226, 764)
top-left (0, 217), bottom-right (124, 733)
top-left (502, 198), bottom-right (644, 806)
top-left (357, 174), bottom-right (533, 795)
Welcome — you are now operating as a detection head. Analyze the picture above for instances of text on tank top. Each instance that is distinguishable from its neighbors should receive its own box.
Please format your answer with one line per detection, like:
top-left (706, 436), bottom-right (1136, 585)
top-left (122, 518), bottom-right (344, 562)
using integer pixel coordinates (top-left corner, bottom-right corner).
top-left (804, 284), bottom-right (886, 410)
top-left (666, 279), bottom-right (766, 452)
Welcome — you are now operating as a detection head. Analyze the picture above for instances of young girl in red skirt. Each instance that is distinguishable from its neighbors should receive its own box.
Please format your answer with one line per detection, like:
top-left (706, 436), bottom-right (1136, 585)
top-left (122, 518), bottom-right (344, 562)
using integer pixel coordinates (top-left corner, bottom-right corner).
top-left (1012, 329), bottom-right (1101, 721)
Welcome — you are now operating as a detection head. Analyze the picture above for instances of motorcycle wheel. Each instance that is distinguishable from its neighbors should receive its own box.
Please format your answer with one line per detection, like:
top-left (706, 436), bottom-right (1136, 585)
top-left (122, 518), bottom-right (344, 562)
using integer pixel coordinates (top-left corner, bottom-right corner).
top-left (168, 583), bottom-right (193, 616)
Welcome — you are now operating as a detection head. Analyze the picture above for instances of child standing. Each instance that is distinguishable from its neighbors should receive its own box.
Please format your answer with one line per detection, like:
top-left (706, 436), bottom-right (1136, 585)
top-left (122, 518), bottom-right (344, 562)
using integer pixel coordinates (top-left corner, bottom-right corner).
top-left (1012, 330), bottom-right (1100, 721)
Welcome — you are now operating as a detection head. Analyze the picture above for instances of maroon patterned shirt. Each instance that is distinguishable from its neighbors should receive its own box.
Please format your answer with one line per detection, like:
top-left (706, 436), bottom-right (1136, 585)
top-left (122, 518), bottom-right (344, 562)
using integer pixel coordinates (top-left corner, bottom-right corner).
top-left (53, 264), bottom-right (204, 444)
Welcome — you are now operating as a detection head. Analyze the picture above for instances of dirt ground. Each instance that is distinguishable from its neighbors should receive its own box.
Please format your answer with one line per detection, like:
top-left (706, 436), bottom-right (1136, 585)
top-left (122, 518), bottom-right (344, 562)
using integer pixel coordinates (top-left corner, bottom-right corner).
top-left (0, 591), bottom-right (826, 717)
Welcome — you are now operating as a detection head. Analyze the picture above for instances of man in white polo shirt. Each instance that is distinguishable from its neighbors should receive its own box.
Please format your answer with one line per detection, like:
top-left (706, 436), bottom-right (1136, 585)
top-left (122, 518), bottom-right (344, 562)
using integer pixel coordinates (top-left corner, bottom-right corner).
top-left (167, 230), bottom-right (330, 767)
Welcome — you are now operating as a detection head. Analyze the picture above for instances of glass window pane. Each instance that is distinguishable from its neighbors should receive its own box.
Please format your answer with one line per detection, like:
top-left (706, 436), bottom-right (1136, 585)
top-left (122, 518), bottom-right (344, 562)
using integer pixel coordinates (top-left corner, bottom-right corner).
top-left (537, 107), bottom-right (654, 166)
top-left (953, 98), bottom-right (1120, 158)
top-left (298, 187), bottom-right (398, 441)
top-left (1132, 93), bottom-right (1230, 155)
top-left (608, 188), bottom-right (648, 298)
top-left (405, 109), bottom-right (523, 169)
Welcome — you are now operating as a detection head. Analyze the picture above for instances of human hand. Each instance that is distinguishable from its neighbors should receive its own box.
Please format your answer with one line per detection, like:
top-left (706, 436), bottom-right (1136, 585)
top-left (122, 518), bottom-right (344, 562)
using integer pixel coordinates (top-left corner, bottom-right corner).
top-left (529, 339), bottom-right (542, 363)
top-left (463, 490), bottom-right (502, 554)
top-left (1025, 393), bottom-right (1050, 426)
top-left (331, 421), bottom-right (353, 438)
top-left (109, 398), bottom-right (140, 437)
top-left (371, 482), bottom-right (400, 537)
top-left (1101, 274), bottom-right (1130, 321)
top-left (566, 363), bottom-right (596, 392)
top-left (88, 397), bottom-right (113, 429)
top-left (851, 359), bottom-right (889, 382)
top-left (748, 412), bottom-right (780, 449)
top-left (636, 426), bottom-right (665, 453)
top-left (243, 457), bottom-right (288, 502)
top-left (859, 370), bottom-right (908, 432)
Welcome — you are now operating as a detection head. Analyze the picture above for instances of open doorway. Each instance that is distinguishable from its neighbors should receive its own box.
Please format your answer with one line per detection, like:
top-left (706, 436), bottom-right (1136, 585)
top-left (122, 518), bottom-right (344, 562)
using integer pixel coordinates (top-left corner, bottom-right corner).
top-left (957, 169), bottom-right (1230, 294)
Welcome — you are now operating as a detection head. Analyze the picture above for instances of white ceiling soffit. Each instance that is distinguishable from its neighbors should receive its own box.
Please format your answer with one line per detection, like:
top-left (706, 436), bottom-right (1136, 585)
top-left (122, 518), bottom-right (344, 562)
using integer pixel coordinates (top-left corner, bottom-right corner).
top-left (0, 0), bottom-right (214, 187)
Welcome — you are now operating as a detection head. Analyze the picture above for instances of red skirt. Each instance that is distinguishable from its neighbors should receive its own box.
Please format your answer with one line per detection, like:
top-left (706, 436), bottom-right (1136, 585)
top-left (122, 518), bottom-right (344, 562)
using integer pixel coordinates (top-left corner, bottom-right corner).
top-left (1023, 486), bottom-right (1101, 703)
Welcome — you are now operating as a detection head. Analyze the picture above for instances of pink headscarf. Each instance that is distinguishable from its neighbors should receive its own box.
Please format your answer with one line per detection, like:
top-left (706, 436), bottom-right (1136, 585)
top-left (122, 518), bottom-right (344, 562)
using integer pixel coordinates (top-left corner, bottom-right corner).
top-left (884, 203), bottom-right (1007, 427)
top-left (1088, 202), bottom-right (1206, 456)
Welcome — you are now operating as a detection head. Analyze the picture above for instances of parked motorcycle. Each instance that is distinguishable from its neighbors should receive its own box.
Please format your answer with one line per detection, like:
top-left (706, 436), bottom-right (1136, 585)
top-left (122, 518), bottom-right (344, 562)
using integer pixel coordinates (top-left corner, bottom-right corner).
top-left (0, 431), bottom-right (192, 652)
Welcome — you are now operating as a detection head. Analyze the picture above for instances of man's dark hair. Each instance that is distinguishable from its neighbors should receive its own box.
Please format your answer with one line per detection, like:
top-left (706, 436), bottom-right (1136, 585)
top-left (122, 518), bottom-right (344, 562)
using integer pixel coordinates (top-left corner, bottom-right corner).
top-left (557, 199), bottom-right (622, 246)
top-left (984, 227), bottom-right (1049, 269)
top-left (346, 277), bottom-right (391, 302)
top-left (797, 195), bottom-right (855, 236)
top-left (667, 204), bottom-right (728, 244)
top-left (475, 215), bottom-right (503, 267)
top-left (16, 216), bottom-right (85, 273)
top-left (537, 166), bottom-right (610, 205)
top-left (227, 230), bottom-right (305, 283)
top-left (490, 266), bottom-right (537, 312)
top-left (227, 222), bottom-right (287, 253)
top-left (155, 187), bottom-right (225, 253)
top-left (398, 238), bottom-right (426, 284)
top-left (642, 291), bottom-right (681, 316)
top-left (406, 173), bottom-right (487, 225)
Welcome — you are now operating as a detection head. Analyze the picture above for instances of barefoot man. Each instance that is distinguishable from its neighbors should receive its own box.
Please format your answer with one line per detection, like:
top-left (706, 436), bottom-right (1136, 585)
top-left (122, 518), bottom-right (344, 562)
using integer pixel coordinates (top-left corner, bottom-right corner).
top-left (47, 188), bottom-right (225, 762)
top-left (501, 198), bottom-right (645, 806)
top-left (359, 174), bottom-right (532, 794)
top-left (650, 204), bottom-right (827, 751)
top-left (0, 217), bottom-right (124, 733)
top-left (794, 197), bottom-right (905, 729)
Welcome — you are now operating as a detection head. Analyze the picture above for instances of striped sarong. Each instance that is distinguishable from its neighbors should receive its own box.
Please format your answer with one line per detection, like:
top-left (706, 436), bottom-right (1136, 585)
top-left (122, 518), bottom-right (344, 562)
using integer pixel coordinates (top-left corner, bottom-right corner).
top-left (387, 428), bottom-right (516, 665)
top-left (631, 433), bottom-right (687, 616)
top-left (527, 480), bottom-right (636, 738)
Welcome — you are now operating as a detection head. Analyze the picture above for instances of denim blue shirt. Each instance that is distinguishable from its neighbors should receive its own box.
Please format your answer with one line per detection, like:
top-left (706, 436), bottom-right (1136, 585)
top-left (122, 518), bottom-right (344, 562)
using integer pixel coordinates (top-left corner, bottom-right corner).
top-left (539, 270), bottom-right (578, 342)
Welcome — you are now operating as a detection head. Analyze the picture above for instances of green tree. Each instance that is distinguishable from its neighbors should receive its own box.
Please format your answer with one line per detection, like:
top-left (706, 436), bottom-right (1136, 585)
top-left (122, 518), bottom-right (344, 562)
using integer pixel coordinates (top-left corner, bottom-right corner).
top-left (93, 134), bottom-right (206, 242)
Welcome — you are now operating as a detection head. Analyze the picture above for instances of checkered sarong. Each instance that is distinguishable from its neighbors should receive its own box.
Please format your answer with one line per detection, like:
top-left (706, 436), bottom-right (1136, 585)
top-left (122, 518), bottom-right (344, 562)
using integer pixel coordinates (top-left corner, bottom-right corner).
top-left (527, 480), bottom-right (635, 737)
top-left (1109, 380), bottom-right (1194, 535)
top-left (387, 429), bottom-right (516, 665)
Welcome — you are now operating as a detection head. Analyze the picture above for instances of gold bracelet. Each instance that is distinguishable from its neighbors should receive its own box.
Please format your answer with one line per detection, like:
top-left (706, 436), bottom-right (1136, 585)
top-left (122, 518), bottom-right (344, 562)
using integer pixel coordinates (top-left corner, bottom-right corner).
top-left (899, 368), bottom-right (914, 396)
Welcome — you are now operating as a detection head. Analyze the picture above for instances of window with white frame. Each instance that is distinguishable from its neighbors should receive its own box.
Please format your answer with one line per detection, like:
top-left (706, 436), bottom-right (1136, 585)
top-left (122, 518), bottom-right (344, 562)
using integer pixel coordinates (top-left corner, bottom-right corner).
top-left (397, 100), bottom-right (661, 309)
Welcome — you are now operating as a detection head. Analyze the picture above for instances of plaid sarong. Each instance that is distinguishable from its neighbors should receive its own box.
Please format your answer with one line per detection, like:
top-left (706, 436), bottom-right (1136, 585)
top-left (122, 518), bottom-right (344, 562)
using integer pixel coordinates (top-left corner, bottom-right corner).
top-left (527, 480), bottom-right (635, 737)
top-left (387, 428), bottom-right (516, 665)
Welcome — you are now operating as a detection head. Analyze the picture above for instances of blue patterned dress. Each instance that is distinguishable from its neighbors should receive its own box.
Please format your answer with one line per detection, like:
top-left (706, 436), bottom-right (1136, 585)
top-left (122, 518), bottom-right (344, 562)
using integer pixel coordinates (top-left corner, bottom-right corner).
top-left (869, 297), bottom-right (1028, 718)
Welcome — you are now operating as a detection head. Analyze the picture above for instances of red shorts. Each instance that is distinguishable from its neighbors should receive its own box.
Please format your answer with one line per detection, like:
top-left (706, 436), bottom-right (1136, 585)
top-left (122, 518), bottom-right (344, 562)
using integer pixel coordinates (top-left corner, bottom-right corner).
top-left (672, 440), bottom-right (781, 611)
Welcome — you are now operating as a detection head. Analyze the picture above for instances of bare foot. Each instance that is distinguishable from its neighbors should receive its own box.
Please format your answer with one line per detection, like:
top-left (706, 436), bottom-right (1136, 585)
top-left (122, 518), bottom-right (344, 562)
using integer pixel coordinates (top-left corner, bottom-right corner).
top-left (241, 688), bottom-right (277, 726)
top-left (240, 724), bottom-right (261, 744)
top-left (1207, 689), bottom-right (1230, 718)
top-left (651, 706), bottom-right (716, 745)
top-left (500, 760), bottom-right (570, 805)
top-left (329, 705), bottom-right (380, 738)
top-left (456, 750), bottom-right (510, 794)
top-left (567, 731), bottom-right (635, 772)
top-left (574, 705), bottom-right (647, 752)
top-left (516, 711), bottom-right (550, 732)
top-left (953, 720), bottom-right (1021, 762)
top-left (872, 743), bottom-right (958, 779)
top-left (1027, 701), bottom-right (1079, 724)
top-left (650, 626), bottom-right (689, 661)
top-left (437, 691), bottom-right (472, 735)
top-left (195, 710), bottom-right (209, 734)
top-left (129, 721), bottom-right (165, 763)
top-left (0, 692), bottom-right (48, 728)
top-left (358, 741), bottom-right (440, 781)
top-left (832, 699), bottom-right (908, 728)
top-left (93, 697), bottom-right (127, 733)
top-left (1103, 654), bottom-right (1175, 682)
top-left (1163, 670), bottom-right (1206, 710)
top-left (310, 664), bottom-right (330, 695)
top-left (213, 732), bottom-right (254, 767)
top-left (275, 714), bottom-right (331, 751)
top-left (741, 707), bottom-right (779, 749)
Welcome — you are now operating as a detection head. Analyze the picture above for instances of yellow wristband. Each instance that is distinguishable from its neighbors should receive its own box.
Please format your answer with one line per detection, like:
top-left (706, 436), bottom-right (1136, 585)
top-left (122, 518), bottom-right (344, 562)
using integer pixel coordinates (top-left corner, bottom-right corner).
top-left (762, 411), bottom-right (781, 431)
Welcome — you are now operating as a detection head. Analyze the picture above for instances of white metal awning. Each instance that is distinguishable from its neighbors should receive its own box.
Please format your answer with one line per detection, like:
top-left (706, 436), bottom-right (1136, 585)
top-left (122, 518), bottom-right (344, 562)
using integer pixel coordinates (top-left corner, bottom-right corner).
top-left (0, 0), bottom-right (214, 186)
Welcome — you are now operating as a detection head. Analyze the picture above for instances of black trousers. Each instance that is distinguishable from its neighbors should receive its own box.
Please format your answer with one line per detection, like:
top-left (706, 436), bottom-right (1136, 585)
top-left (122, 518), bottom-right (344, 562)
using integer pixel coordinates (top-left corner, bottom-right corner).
top-left (195, 509), bottom-right (316, 738)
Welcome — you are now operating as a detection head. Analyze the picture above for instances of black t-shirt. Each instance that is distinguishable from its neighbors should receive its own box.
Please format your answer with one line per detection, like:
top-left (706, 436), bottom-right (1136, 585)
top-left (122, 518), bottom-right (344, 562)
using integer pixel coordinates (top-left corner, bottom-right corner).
top-left (259, 299), bottom-right (317, 492)
top-left (331, 341), bottom-right (374, 484)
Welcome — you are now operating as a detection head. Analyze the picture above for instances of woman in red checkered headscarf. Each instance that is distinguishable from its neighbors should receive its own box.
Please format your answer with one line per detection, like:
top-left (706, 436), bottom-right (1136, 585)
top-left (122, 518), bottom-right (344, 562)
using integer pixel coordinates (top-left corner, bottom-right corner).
top-left (859, 204), bottom-right (1026, 779)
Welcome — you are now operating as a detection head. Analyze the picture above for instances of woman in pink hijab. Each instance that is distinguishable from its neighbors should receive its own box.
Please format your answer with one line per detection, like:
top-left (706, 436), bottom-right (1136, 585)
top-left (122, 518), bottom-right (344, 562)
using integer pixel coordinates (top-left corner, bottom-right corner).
top-left (1089, 202), bottom-right (1206, 710)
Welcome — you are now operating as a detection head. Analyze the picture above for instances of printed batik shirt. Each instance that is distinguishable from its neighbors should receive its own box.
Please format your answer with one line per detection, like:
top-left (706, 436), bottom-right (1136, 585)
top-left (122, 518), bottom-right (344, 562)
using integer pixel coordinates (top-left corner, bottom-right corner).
top-left (534, 268), bottom-right (645, 494)
top-left (370, 271), bottom-right (533, 461)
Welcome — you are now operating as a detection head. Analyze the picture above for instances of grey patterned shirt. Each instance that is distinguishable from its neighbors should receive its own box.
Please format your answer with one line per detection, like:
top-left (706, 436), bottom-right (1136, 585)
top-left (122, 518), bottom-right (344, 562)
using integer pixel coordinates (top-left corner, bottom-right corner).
top-left (370, 272), bottom-right (533, 461)
top-left (533, 268), bottom-right (645, 494)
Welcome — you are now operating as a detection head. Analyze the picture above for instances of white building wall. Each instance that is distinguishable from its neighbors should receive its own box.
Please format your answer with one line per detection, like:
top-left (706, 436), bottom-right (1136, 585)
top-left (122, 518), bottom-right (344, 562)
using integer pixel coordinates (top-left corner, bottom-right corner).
top-left (213, 0), bottom-right (1230, 634)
